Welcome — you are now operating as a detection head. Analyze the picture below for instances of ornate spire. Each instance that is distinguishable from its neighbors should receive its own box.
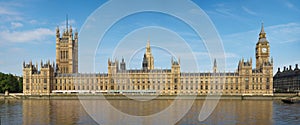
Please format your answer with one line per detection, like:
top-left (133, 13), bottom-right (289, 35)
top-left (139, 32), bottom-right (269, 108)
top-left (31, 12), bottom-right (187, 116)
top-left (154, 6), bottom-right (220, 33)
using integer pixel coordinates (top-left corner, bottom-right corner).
top-left (56, 25), bottom-right (60, 37)
top-left (142, 53), bottom-right (148, 70)
top-left (213, 58), bottom-right (217, 73)
top-left (213, 58), bottom-right (217, 68)
top-left (69, 25), bottom-right (72, 33)
top-left (56, 25), bottom-right (59, 32)
top-left (146, 39), bottom-right (151, 54)
top-left (66, 14), bottom-right (68, 33)
top-left (147, 39), bottom-right (150, 48)
top-left (259, 22), bottom-right (266, 39)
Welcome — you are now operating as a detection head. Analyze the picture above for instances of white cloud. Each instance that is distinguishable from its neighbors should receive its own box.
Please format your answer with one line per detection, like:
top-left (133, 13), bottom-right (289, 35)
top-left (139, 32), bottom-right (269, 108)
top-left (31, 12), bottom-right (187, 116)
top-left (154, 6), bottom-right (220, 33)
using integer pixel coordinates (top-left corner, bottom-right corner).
top-left (225, 52), bottom-right (238, 58)
top-left (267, 23), bottom-right (300, 43)
top-left (29, 20), bottom-right (37, 24)
top-left (0, 28), bottom-right (54, 43)
top-left (285, 1), bottom-right (300, 12)
top-left (194, 52), bottom-right (238, 59)
top-left (208, 3), bottom-right (249, 22)
top-left (242, 6), bottom-right (257, 15)
top-left (0, 1), bottom-right (23, 7)
top-left (215, 8), bottom-right (235, 17)
top-left (9, 47), bottom-right (24, 53)
top-left (10, 22), bottom-right (23, 28)
top-left (224, 22), bottom-right (300, 44)
top-left (0, 7), bottom-right (19, 15)
top-left (0, 2), bottom-right (23, 23)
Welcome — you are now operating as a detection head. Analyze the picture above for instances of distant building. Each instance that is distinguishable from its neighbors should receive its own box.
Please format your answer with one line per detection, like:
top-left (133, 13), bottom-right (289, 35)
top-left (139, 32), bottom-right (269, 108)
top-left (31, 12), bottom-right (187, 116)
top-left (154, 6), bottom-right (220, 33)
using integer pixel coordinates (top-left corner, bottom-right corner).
top-left (273, 64), bottom-right (300, 92)
top-left (22, 20), bottom-right (273, 95)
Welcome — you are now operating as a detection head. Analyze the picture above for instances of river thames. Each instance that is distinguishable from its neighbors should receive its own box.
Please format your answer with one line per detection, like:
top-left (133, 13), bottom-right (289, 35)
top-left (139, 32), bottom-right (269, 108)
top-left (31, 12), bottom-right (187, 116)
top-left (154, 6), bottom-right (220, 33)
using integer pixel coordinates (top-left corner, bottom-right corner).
top-left (0, 99), bottom-right (299, 125)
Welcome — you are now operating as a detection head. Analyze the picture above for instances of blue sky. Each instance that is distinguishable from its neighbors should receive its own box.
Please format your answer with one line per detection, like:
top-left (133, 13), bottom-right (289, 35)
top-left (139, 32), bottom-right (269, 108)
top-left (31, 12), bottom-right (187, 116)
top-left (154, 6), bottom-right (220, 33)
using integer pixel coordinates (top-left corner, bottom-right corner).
top-left (0, 0), bottom-right (299, 76)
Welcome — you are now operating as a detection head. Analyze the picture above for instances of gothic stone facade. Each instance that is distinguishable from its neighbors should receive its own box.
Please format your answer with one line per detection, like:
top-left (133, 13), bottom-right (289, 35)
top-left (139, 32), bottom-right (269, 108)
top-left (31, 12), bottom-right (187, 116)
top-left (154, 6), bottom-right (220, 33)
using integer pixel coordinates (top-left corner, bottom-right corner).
top-left (23, 24), bottom-right (273, 95)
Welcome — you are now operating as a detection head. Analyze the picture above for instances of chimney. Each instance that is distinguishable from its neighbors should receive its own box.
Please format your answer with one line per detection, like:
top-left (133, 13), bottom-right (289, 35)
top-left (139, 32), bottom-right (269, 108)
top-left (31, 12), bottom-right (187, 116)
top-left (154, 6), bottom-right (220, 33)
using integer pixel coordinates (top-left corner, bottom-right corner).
top-left (278, 67), bottom-right (281, 72)
top-left (289, 65), bottom-right (292, 70)
top-left (284, 66), bottom-right (286, 71)
top-left (296, 64), bottom-right (299, 70)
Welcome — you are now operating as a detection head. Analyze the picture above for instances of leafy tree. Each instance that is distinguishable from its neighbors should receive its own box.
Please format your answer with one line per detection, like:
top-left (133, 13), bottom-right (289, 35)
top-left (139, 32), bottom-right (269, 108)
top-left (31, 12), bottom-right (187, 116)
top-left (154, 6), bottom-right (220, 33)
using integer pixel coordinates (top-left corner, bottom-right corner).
top-left (19, 77), bottom-right (23, 92)
top-left (0, 72), bottom-right (23, 93)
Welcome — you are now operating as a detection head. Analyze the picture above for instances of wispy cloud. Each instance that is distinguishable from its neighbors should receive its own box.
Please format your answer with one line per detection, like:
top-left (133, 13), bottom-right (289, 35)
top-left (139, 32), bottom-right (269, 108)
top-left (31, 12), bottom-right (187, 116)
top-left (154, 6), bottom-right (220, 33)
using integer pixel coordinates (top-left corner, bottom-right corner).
top-left (0, 1), bottom-right (23, 23)
top-left (58, 19), bottom-right (77, 30)
top-left (207, 3), bottom-right (250, 22)
top-left (0, 7), bottom-right (19, 15)
top-left (194, 52), bottom-right (238, 59)
top-left (0, 1), bottom-right (23, 7)
top-left (242, 6), bottom-right (257, 15)
top-left (0, 28), bottom-right (54, 43)
top-left (10, 22), bottom-right (23, 29)
top-left (285, 1), bottom-right (300, 12)
top-left (224, 22), bottom-right (300, 44)
top-left (0, 7), bottom-right (22, 22)
top-left (267, 23), bottom-right (300, 43)
top-left (215, 7), bottom-right (235, 17)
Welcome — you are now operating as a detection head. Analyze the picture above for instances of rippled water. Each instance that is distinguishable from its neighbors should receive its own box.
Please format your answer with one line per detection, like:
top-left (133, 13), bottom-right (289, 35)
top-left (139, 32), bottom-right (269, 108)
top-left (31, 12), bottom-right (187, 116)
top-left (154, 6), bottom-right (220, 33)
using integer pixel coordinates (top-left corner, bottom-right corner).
top-left (0, 99), bottom-right (299, 125)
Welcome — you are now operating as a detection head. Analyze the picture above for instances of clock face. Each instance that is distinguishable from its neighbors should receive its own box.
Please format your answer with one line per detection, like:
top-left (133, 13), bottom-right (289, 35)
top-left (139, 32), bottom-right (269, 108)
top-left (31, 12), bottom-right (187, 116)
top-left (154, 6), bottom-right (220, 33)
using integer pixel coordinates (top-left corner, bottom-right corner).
top-left (262, 48), bottom-right (267, 53)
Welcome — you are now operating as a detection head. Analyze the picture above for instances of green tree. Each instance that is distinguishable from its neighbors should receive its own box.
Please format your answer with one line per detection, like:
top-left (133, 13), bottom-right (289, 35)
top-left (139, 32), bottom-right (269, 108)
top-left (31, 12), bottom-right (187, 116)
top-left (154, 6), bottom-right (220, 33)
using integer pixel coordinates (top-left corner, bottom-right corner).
top-left (19, 77), bottom-right (23, 92)
top-left (0, 72), bottom-right (23, 93)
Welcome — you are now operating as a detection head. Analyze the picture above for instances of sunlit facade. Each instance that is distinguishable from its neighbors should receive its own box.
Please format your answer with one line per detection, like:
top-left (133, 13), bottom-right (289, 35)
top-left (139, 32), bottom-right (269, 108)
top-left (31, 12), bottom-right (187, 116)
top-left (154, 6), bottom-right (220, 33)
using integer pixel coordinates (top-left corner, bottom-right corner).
top-left (23, 23), bottom-right (273, 95)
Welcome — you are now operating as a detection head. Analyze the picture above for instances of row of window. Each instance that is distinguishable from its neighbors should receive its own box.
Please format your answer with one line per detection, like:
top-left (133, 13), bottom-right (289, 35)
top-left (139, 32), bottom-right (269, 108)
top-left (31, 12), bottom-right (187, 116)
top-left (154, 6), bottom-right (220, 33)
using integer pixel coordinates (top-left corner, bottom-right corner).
top-left (53, 84), bottom-right (242, 91)
top-left (60, 50), bottom-right (68, 60)
top-left (25, 85), bottom-right (47, 90)
top-left (26, 79), bottom-right (47, 83)
top-left (245, 84), bottom-right (270, 89)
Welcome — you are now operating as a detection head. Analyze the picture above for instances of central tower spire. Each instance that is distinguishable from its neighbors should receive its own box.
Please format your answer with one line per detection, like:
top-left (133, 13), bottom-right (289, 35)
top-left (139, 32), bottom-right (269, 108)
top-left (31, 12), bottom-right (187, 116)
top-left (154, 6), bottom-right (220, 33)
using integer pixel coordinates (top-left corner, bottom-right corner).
top-left (146, 39), bottom-right (151, 53)
top-left (144, 40), bottom-right (154, 70)
top-left (56, 16), bottom-right (78, 74)
top-left (213, 59), bottom-right (217, 73)
top-left (66, 14), bottom-right (69, 33)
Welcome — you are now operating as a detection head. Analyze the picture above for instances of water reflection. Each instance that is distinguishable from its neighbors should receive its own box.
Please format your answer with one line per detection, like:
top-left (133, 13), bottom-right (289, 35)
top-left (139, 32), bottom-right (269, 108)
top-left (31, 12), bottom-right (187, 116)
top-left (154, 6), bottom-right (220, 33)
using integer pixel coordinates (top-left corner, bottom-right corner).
top-left (80, 99), bottom-right (194, 124)
top-left (1, 99), bottom-right (299, 125)
top-left (0, 100), bottom-right (23, 125)
top-left (177, 100), bottom-right (273, 125)
top-left (273, 100), bottom-right (300, 125)
top-left (22, 99), bottom-right (97, 125)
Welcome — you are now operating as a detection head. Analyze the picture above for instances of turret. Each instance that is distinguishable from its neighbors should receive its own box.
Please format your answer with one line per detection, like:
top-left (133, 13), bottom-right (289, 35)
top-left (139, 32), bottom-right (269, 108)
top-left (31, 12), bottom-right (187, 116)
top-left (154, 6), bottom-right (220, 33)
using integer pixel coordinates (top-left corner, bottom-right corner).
top-left (142, 54), bottom-right (148, 71)
top-left (213, 58), bottom-right (217, 73)
top-left (56, 26), bottom-right (60, 38)
top-left (69, 25), bottom-right (73, 35)
top-left (120, 57), bottom-right (126, 71)
top-left (108, 58), bottom-right (119, 74)
top-left (238, 58), bottom-right (252, 74)
top-left (75, 30), bottom-right (78, 39)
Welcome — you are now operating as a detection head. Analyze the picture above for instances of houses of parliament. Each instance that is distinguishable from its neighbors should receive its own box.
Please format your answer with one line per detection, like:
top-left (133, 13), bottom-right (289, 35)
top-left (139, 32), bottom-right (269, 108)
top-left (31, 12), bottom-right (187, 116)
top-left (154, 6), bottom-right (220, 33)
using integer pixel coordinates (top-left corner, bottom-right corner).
top-left (22, 22), bottom-right (273, 95)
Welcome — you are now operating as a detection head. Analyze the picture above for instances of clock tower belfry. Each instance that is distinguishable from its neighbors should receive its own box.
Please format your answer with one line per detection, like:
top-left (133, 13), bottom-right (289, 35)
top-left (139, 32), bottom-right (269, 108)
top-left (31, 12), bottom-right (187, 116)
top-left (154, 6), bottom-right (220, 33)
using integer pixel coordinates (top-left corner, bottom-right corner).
top-left (255, 23), bottom-right (270, 69)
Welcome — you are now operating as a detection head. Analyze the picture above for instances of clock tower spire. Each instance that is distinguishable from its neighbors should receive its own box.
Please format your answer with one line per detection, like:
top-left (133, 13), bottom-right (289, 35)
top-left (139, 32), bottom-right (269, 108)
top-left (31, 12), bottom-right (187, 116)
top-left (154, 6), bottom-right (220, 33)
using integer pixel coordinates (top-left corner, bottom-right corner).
top-left (255, 23), bottom-right (270, 69)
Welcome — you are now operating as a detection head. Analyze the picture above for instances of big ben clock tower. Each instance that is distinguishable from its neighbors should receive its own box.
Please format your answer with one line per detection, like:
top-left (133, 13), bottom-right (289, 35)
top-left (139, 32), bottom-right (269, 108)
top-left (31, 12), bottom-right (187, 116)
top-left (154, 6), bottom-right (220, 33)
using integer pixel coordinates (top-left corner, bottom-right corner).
top-left (256, 23), bottom-right (270, 69)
